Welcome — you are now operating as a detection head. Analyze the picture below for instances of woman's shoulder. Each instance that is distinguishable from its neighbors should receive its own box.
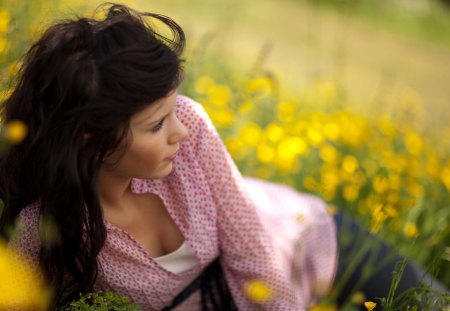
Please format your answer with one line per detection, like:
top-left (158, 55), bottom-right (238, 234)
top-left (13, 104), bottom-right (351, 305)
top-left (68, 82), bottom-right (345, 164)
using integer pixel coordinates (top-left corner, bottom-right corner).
top-left (175, 95), bottom-right (214, 136)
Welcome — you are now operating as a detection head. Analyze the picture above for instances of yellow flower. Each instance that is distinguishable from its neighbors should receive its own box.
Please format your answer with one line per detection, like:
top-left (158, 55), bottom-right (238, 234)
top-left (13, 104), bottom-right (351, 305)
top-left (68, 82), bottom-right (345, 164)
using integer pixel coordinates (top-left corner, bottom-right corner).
top-left (245, 77), bottom-right (272, 96)
top-left (308, 303), bottom-right (337, 311)
top-left (257, 143), bottom-right (275, 163)
top-left (243, 279), bottom-right (274, 304)
top-left (195, 76), bottom-right (215, 94)
top-left (404, 222), bottom-right (419, 238)
top-left (364, 301), bottom-right (377, 310)
top-left (323, 122), bottom-right (340, 141)
top-left (306, 127), bottom-right (323, 146)
top-left (0, 240), bottom-right (51, 310)
top-left (240, 123), bottom-right (262, 147)
top-left (0, 9), bottom-right (11, 33)
top-left (208, 85), bottom-right (231, 107)
top-left (265, 123), bottom-right (284, 143)
top-left (5, 120), bottom-right (28, 144)
top-left (342, 184), bottom-right (359, 202)
top-left (320, 144), bottom-right (339, 164)
top-left (405, 131), bottom-right (423, 156)
top-left (342, 155), bottom-right (358, 174)
top-left (351, 291), bottom-right (365, 304)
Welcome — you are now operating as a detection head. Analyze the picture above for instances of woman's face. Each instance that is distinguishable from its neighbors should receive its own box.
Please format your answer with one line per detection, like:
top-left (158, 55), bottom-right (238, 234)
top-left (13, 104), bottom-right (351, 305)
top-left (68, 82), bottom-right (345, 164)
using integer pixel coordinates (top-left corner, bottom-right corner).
top-left (102, 89), bottom-right (189, 180)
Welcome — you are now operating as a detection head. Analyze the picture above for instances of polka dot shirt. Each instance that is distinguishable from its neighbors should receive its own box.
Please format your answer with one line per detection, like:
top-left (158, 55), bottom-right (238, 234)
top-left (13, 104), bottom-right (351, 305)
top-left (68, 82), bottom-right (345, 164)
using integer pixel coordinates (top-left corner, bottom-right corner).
top-left (11, 95), bottom-right (337, 310)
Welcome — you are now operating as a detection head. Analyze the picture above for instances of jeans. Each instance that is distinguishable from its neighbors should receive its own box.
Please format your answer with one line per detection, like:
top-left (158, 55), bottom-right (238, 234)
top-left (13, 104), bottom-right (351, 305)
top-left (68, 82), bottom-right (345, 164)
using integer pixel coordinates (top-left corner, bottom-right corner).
top-left (333, 212), bottom-right (449, 310)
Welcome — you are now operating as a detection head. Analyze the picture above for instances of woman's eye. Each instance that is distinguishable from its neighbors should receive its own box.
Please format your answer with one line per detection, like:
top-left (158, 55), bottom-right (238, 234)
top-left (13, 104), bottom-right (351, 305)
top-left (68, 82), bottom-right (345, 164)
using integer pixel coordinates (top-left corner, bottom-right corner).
top-left (151, 118), bottom-right (165, 133)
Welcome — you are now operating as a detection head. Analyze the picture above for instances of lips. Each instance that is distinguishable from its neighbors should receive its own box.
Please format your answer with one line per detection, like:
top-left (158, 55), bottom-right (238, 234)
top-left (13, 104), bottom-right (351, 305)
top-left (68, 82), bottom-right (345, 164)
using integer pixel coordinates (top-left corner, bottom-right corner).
top-left (166, 149), bottom-right (179, 161)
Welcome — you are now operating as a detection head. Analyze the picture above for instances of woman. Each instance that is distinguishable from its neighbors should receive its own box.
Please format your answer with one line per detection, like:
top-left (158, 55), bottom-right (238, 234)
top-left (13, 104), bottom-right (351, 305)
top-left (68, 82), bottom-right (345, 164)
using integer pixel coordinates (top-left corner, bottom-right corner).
top-left (0, 4), bottom-right (336, 310)
top-left (0, 3), bottom-right (444, 311)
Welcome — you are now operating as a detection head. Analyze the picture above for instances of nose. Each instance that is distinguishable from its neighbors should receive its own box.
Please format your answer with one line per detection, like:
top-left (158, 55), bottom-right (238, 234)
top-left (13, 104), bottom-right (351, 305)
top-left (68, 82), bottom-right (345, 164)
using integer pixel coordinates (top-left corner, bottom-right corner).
top-left (169, 113), bottom-right (189, 144)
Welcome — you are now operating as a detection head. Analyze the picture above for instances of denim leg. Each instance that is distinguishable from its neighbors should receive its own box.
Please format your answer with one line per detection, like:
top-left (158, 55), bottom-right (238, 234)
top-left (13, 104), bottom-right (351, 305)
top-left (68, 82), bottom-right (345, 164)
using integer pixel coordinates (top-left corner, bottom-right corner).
top-left (332, 212), bottom-right (448, 310)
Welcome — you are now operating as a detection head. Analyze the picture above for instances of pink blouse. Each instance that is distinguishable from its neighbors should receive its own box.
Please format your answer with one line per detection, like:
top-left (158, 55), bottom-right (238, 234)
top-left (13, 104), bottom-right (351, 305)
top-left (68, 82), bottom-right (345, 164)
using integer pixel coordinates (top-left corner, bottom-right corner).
top-left (11, 95), bottom-right (337, 310)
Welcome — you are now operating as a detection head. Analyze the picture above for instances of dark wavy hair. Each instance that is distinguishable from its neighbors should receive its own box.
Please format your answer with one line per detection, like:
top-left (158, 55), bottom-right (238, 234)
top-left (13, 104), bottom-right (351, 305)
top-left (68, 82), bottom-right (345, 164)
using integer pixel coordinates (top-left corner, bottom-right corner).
top-left (0, 3), bottom-right (185, 307)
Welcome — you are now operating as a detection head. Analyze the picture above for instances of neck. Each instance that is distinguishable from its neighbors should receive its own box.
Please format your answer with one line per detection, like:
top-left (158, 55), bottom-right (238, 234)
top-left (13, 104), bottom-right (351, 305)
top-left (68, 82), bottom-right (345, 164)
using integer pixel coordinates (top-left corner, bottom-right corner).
top-left (98, 167), bottom-right (133, 211)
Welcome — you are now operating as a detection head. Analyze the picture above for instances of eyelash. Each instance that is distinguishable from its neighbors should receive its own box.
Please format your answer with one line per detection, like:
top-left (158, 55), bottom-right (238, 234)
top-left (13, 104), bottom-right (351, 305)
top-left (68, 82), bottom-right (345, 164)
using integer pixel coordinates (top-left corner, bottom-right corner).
top-left (151, 118), bottom-right (165, 133)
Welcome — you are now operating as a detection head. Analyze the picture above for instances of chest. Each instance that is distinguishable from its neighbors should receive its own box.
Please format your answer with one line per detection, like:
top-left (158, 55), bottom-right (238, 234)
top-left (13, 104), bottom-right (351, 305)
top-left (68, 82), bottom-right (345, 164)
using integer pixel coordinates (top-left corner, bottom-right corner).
top-left (104, 193), bottom-right (185, 258)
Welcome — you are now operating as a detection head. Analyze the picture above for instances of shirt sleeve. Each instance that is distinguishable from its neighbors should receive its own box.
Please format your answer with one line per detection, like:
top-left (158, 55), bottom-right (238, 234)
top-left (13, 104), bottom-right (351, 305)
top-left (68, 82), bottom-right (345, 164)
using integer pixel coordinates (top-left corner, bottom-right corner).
top-left (182, 96), bottom-right (301, 310)
top-left (8, 203), bottom-right (41, 266)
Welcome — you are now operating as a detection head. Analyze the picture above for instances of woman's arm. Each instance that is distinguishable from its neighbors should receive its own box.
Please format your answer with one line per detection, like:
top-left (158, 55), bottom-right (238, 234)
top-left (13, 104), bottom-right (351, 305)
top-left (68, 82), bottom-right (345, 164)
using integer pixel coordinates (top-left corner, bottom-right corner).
top-left (180, 95), bottom-right (300, 310)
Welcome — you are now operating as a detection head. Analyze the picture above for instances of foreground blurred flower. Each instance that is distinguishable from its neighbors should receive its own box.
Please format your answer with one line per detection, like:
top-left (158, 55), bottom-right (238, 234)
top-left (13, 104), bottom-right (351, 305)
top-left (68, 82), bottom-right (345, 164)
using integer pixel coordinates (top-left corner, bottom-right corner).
top-left (364, 301), bottom-right (377, 310)
top-left (0, 240), bottom-right (51, 310)
top-left (243, 279), bottom-right (274, 304)
top-left (4, 120), bottom-right (28, 144)
top-left (308, 303), bottom-right (337, 311)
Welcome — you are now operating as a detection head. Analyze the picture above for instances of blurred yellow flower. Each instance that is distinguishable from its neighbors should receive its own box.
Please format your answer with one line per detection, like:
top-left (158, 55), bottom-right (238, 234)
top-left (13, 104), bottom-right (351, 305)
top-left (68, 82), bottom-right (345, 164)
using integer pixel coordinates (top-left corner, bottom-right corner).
top-left (320, 144), bottom-right (339, 164)
top-left (342, 155), bottom-right (359, 175)
top-left (240, 123), bottom-right (262, 147)
top-left (351, 291), bottom-right (366, 304)
top-left (243, 279), bottom-right (274, 304)
top-left (195, 76), bottom-right (215, 94)
top-left (343, 184), bottom-right (359, 202)
top-left (208, 85), bottom-right (231, 107)
top-left (0, 240), bottom-right (51, 310)
top-left (265, 123), bottom-right (284, 142)
top-left (246, 77), bottom-right (272, 96)
top-left (440, 162), bottom-right (450, 191)
top-left (405, 131), bottom-right (423, 156)
top-left (307, 127), bottom-right (323, 146)
top-left (323, 122), bottom-right (340, 141)
top-left (315, 80), bottom-right (337, 101)
top-left (364, 301), bottom-right (377, 311)
top-left (5, 120), bottom-right (28, 144)
top-left (257, 143), bottom-right (275, 163)
top-left (373, 175), bottom-right (388, 193)
top-left (277, 101), bottom-right (296, 123)
top-left (370, 204), bottom-right (386, 233)
top-left (308, 303), bottom-right (337, 311)
top-left (404, 222), bottom-right (419, 238)
top-left (0, 9), bottom-right (11, 33)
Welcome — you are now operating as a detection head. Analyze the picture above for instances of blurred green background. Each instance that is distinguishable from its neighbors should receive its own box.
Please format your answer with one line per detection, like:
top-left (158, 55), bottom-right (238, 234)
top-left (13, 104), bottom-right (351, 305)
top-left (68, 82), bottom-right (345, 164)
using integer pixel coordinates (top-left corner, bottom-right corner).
top-left (1, 0), bottom-right (449, 306)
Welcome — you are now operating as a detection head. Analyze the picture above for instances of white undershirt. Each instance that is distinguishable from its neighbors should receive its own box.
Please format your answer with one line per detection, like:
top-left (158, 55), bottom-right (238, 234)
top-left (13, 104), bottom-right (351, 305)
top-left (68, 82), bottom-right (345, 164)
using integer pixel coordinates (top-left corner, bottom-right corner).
top-left (153, 240), bottom-right (200, 274)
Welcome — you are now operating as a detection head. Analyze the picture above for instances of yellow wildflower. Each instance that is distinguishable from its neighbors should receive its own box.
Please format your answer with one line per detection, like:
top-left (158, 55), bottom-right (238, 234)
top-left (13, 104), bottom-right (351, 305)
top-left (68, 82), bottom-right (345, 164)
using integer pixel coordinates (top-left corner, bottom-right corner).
top-left (320, 144), bottom-right (339, 164)
top-left (306, 127), bottom-right (323, 146)
top-left (5, 120), bottom-right (28, 144)
top-left (243, 279), bottom-right (274, 304)
top-left (351, 291), bottom-right (365, 304)
top-left (342, 155), bottom-right (358, 174)
top-left (0, 240), bottom-right (51, 310)
top-left (405, 131), bottom-right (423, 156)
top-left (308, 303), bottom-right (337, 311)
top-left (195, 76), bottom-right (215, 94)
top-left (404, 222), bottom-right (419, 238)
top-left (323, 122), bottom-right (340, 141)
top-left (240, 123), bottom-right (262, 147)
top-left (265, 123), bottom-right (284, 143)
top-left (0, 9), bottom-right (11, 33)
top-left (343, 184), bottom-right (359, 202)
top-left (245, 77), bottom-right (272, 96)
top-left (257, 143), bottom-right (275, 163)
top-left (364, 301), bottom-right (377, 311)
top-left (208, 85), bottom-right (231, 107)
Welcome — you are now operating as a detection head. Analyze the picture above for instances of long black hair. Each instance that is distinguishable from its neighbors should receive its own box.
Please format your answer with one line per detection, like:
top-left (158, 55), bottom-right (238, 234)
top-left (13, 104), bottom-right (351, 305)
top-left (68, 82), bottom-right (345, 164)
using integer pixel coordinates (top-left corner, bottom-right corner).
top-left (0, 3), bottom-right (185, 307)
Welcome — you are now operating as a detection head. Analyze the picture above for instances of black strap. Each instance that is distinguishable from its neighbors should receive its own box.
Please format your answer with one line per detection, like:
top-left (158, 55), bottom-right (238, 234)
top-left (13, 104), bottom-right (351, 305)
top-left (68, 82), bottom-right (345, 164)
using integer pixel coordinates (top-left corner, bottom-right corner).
top-left (161, 257), bottom-right (238, 310)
